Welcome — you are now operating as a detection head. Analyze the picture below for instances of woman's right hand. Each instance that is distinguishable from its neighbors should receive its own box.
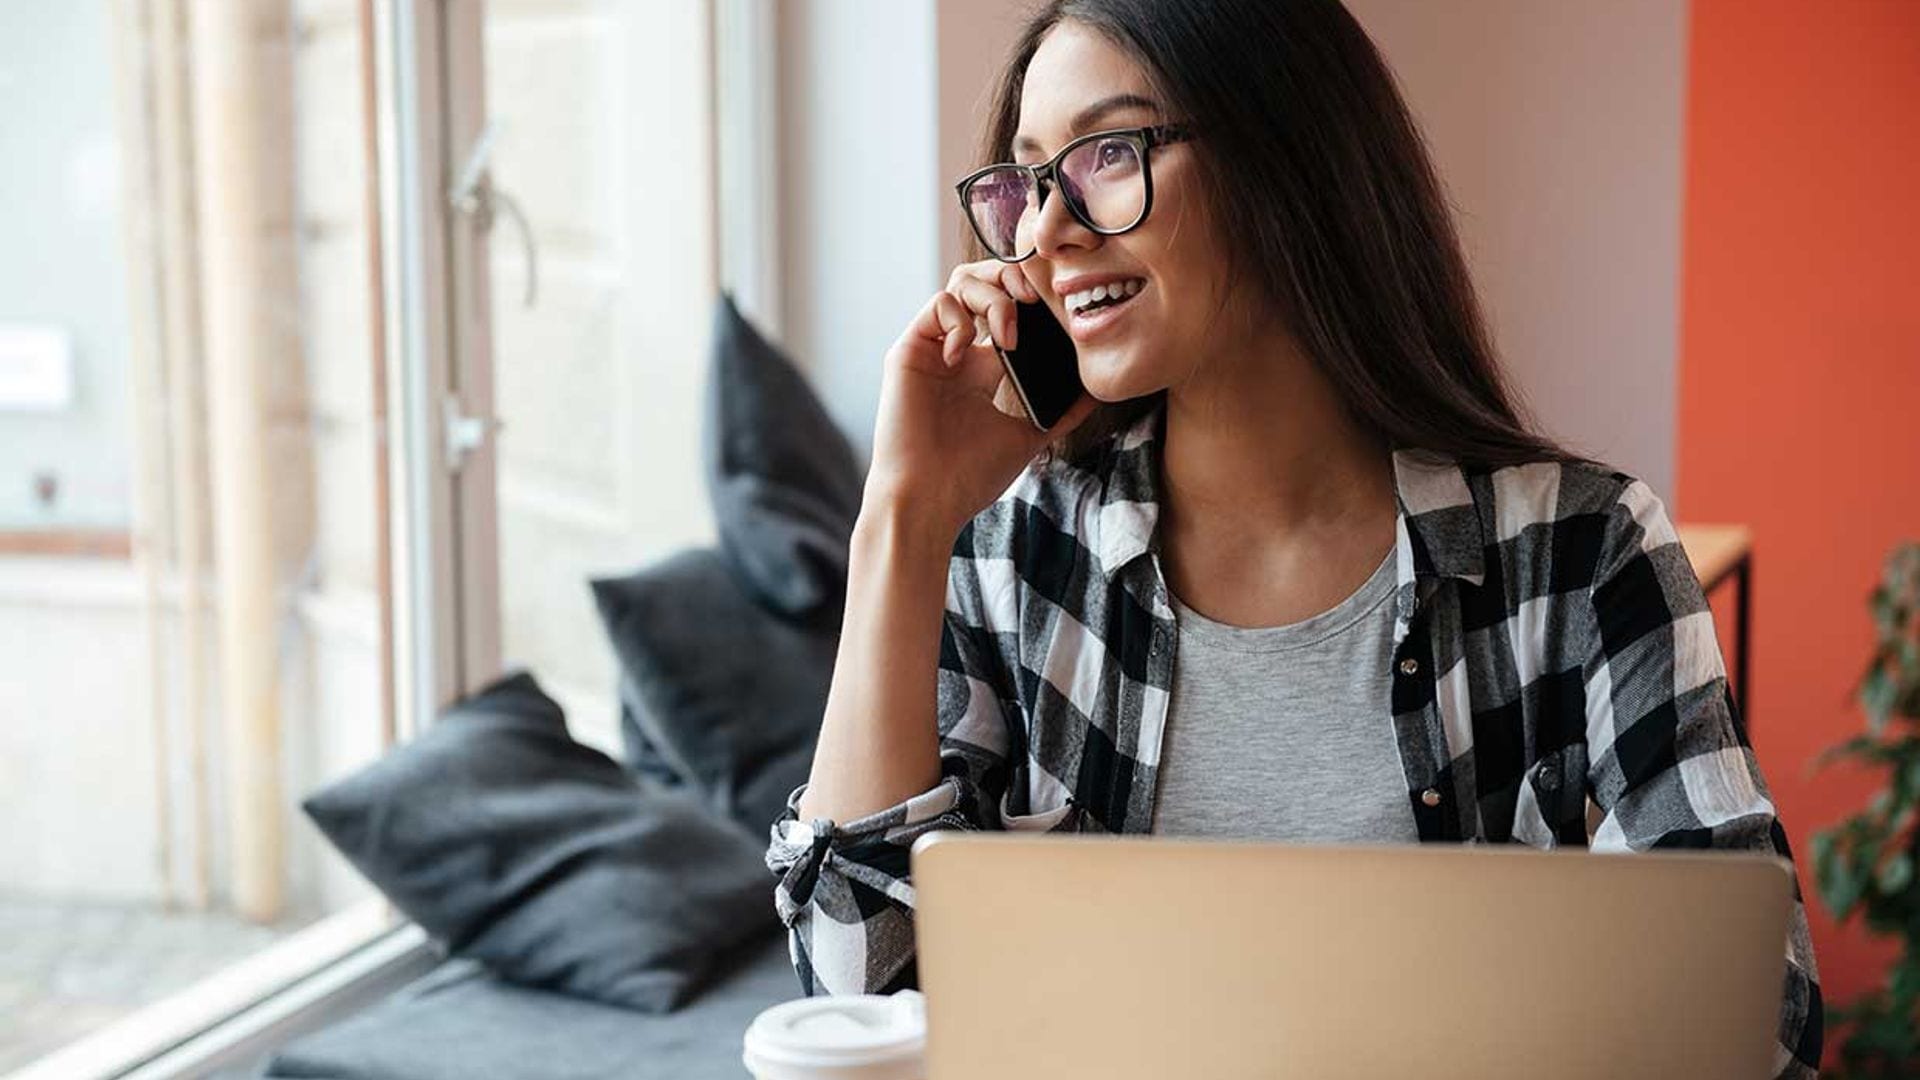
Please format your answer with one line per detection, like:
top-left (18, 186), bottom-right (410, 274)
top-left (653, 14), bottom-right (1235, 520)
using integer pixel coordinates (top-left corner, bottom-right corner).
top-left (863, 258), bottom-right (1100, 539)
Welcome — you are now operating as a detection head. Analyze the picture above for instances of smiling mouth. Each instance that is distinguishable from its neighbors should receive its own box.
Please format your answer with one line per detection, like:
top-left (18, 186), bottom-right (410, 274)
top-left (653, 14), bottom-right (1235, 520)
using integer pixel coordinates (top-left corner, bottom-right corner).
top-left (1064, 280), bottom-right (1147, 340)
top-left (1065, 277), bottom-right (1146, 318)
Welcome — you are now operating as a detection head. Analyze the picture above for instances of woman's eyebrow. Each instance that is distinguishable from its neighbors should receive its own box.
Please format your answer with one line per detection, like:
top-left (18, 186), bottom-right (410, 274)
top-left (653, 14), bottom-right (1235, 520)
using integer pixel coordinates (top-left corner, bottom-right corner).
top-left (1013, 92), bottom-right (1161, 156)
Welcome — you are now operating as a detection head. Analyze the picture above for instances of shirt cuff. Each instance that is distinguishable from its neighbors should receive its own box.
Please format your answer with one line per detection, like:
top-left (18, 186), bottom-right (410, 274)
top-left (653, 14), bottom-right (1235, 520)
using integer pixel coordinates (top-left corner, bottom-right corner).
top-left (765, 774), bottom-right (983, 881)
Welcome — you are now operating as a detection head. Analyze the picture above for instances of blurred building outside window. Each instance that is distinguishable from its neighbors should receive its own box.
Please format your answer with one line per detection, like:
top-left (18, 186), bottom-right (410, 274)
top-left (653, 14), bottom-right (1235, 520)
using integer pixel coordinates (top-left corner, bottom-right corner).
top-left (0, 0), bottom-right (742, 1072)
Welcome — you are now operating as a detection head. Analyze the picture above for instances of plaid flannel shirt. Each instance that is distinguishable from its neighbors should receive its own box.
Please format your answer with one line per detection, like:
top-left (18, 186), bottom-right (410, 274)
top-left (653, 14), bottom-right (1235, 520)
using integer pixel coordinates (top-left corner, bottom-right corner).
top-left (766, 400), bottom-right (1821, 1077)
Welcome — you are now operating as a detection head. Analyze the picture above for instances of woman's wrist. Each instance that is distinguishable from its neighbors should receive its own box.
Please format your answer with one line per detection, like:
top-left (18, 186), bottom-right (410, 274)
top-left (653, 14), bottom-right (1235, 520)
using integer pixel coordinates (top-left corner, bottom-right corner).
top-left (852, 494), bottom-right (960, 568)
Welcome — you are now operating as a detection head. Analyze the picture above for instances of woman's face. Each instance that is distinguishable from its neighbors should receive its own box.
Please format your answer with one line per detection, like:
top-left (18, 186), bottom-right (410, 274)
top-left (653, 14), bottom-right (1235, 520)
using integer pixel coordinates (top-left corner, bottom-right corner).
top-left (1014, 21), bottom-right (1252, 403)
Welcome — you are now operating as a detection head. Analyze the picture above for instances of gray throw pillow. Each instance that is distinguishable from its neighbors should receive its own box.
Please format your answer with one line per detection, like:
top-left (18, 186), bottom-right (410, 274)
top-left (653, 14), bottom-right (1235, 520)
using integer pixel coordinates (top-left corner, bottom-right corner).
top-left (618, 673), bottom-right (688, 790)
top-left (591, 547), bottom-right (836, 839)
top-left (302, 671), bottom-right (780, 1014)
top-left (704, 291), bottom-right (865, 624)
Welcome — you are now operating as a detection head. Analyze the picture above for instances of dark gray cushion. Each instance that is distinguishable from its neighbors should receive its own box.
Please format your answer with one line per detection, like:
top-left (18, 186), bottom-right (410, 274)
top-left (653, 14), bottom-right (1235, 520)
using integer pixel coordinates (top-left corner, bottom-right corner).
top-left (261, 935), bottom-right (799, 1080)
top-left (301, 671), bottom-right (780, 1014)
top-left (591, 548), bottom-right (835, 839)
top-left (618, 673), bottom-right (689, 790)
top-left (704, 290), bottom-right (864, 624)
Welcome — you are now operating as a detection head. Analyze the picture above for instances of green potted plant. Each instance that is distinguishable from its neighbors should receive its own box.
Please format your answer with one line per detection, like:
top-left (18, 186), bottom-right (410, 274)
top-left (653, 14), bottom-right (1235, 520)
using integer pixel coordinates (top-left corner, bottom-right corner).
top-left (1811, 541), bottom-right (1920, 1076)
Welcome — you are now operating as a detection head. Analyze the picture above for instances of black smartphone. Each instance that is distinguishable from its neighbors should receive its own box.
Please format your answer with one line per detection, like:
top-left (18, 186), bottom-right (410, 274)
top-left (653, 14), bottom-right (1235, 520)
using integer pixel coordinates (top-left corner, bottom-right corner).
top-left (994, 300), bottom-right (1086, 430)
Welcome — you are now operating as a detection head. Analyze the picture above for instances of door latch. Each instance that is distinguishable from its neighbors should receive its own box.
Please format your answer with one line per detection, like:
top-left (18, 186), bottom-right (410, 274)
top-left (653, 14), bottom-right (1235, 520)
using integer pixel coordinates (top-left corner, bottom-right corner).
top-left (449, 119), bottom-right (539, 308)
top-left (445, 393), bottom-right (501, 470)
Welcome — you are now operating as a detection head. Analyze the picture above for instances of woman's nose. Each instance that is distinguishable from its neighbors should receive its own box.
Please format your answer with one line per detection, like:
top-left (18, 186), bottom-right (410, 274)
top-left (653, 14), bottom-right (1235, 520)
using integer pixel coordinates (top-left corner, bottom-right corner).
top-left (1032, 180), bottom-right (1099, 260)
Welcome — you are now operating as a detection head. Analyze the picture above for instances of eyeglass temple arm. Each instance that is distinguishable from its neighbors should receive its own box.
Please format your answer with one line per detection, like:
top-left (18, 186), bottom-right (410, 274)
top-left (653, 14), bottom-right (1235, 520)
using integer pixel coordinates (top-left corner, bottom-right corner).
top-left (1143, 123), bottom-right (1194, 147)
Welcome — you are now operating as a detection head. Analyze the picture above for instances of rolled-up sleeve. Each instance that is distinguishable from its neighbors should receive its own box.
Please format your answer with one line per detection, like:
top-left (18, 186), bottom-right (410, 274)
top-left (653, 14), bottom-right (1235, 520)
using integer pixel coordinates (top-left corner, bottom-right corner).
top-left (765, 532), bottom-right (1021, 996)
top-left (1583, 478), bottom-right (1822, 1078)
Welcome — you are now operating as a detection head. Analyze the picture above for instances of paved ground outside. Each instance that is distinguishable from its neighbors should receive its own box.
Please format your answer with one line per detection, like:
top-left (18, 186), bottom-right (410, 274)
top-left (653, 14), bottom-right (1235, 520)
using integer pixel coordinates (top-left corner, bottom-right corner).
top-left (0, 895), bottom-right (306, 1073)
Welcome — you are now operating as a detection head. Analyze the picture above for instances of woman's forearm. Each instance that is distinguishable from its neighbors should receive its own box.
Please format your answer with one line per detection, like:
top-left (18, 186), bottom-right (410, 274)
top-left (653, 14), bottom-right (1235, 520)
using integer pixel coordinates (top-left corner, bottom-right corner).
top-left (795, 498), bottom-right (956, 825)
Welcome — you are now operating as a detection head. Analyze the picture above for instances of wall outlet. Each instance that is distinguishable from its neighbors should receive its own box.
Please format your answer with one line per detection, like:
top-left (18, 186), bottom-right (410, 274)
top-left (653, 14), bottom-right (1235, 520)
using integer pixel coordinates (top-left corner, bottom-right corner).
top-left (0, 325), bottom-right (75, 412)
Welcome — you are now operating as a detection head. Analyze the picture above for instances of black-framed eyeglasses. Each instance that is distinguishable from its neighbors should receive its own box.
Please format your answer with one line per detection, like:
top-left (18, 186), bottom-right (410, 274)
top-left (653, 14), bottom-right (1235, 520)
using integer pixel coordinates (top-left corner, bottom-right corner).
top-left (954, 123), bottom-right (1196, 263)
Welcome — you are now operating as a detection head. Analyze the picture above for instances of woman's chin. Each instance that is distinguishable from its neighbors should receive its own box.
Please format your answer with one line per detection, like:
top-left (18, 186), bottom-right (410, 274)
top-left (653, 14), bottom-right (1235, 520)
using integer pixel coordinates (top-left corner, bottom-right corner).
top-left (1077, 351), bottom-right (1165, 404)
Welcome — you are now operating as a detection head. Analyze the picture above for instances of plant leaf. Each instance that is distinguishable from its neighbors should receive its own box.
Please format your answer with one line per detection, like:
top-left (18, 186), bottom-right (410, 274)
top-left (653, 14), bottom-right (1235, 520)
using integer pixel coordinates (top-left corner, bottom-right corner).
top-left (1876, 851), bottom-right (1914, 896)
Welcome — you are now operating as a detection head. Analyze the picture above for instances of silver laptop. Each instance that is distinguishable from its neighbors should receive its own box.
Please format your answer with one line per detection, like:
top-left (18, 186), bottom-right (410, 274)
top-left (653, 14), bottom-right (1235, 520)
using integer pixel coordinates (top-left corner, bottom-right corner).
top-left (910, 832), bottom-right (1794, 1079)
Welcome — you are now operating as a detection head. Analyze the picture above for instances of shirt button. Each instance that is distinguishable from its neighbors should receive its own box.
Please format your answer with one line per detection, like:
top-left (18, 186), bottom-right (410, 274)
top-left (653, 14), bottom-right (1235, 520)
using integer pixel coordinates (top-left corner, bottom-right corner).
top-left (1420, 788), bottom-right (1442, 807)
top-left (1399, 658), bottom-right (1420, 676)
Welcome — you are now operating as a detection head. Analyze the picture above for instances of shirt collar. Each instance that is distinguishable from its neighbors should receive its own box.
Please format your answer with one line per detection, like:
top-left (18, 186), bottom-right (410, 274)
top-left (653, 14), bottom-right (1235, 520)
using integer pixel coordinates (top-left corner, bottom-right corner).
top-left (1089, 397), bottom-right (1487, 588)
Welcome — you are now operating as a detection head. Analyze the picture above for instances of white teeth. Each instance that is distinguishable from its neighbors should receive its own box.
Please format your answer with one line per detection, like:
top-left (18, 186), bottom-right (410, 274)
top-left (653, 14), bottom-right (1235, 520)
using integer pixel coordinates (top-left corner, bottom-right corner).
top-left (1066, 277), bottom-right (1145, 315)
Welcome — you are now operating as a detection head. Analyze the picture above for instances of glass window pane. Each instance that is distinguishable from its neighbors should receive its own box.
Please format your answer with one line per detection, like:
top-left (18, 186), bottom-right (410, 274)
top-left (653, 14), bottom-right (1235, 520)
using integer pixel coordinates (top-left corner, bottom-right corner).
top-left (0, 1), bottom-right (393, 1066)
top-left (481, 0), bottom-right (718, 755)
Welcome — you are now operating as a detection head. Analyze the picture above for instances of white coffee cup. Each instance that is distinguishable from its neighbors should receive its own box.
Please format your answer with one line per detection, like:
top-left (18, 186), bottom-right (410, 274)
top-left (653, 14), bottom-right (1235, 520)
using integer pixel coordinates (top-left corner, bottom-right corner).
top-left (741, 989), bottom-right (927, 1080)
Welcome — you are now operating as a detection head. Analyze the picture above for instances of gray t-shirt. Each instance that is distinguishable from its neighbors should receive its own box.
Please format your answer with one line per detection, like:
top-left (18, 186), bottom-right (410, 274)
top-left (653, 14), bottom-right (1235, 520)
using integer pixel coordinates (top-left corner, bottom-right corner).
top-left (1150, 549), bottom-right (1419, 843)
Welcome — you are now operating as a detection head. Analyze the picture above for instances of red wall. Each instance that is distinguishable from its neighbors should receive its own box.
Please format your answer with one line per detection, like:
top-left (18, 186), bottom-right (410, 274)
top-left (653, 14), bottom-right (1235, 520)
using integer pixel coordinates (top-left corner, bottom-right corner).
top-left (1679, 0), bottom-right (1920, 1015)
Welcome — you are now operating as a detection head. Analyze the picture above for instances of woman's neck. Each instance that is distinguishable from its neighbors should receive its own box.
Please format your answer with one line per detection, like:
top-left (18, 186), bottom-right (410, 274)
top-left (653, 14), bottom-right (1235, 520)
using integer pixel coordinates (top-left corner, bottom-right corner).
top-left (1161, 325), bottom-right (1393, 534)
top-left (1156, 323), bottom-right (1398, 625)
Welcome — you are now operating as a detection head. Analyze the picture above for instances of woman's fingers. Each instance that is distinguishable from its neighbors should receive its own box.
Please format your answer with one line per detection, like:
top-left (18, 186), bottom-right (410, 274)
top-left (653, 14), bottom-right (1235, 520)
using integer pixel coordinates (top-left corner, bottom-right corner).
top-left (1000, 262), bottom-right (1040, 304)
top-left (904, 260), bottom-right (1046, 382)
top-left (933, 291), bottom-right (976, 365)
top-left (945, 262), bottom-right (1021, 352)
top-left (905, 290), bottom-right (948, 344)
top-left (897, 290), bottom-right (975, 371)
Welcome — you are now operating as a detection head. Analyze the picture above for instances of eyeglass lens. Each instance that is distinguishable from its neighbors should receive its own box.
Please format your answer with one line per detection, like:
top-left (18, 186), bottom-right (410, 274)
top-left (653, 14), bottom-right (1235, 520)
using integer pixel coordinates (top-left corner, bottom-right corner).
top-left (966, 135), bottom-right (1147, 260)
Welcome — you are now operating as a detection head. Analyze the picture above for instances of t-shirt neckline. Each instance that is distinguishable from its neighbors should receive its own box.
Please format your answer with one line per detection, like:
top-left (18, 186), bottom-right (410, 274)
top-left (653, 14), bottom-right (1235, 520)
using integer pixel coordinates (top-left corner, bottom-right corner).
top-left (1167, 547), bottom-right (1396, 655)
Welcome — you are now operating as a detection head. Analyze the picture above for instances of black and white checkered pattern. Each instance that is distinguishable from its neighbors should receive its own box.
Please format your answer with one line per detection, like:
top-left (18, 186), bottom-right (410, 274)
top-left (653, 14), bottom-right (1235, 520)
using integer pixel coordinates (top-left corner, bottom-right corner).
top-left (766, 400), bottom-right (1821, 1077)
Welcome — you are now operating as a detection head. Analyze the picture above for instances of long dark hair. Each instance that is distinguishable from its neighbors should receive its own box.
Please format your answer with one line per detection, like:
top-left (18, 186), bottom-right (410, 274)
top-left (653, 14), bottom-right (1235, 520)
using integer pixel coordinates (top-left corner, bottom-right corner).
top-left (971, 0), bottom-right (1582, 472)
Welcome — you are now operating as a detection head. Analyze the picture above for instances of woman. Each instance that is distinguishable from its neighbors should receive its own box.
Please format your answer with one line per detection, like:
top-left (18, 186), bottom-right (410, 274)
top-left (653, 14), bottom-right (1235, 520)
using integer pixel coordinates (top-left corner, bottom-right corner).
top-left (764, 1), bottom-right (1820, 1074)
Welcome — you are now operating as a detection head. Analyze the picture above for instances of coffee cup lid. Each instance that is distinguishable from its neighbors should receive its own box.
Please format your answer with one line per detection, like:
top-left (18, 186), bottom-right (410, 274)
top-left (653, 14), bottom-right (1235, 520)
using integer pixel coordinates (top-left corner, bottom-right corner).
top-left (742, 989), bottom-right (926, 1078)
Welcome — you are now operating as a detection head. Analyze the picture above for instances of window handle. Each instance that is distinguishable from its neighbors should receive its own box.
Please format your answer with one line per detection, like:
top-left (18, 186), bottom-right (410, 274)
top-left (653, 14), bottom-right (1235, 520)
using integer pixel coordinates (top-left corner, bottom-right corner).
top-left (449, 119), bottom-right (539, 308)
top-left (445, 393), bottom-right (502, 470)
